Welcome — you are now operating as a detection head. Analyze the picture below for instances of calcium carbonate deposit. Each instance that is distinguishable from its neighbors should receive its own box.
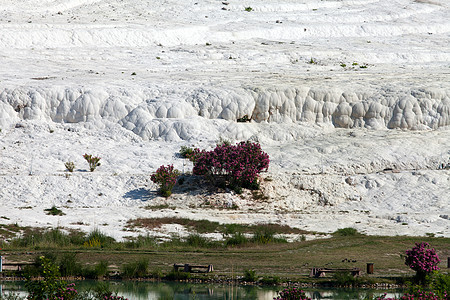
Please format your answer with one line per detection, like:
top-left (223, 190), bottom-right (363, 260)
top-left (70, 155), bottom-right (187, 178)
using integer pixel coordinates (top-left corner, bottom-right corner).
top-left (0, 0), bottom-right (448, 240)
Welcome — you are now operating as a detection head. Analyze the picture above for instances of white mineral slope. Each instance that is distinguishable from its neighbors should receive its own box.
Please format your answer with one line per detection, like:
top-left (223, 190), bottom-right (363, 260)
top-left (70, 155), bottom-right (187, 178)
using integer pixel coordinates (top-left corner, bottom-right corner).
top-left (0, 0), bottom-right (449, 240)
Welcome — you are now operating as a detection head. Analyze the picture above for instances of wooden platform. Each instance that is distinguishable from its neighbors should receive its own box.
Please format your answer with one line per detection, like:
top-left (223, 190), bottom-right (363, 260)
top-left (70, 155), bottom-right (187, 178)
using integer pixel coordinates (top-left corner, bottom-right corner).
top-left (173, 263), bottom-right (214, 273)
top-left (310, 267), bottom-right (361, 278)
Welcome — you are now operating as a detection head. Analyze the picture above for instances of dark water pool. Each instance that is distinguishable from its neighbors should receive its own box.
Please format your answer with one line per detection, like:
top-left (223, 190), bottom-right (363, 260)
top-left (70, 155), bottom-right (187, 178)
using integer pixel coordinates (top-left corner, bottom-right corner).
top-left (1, 280), bottom-right (403, 300)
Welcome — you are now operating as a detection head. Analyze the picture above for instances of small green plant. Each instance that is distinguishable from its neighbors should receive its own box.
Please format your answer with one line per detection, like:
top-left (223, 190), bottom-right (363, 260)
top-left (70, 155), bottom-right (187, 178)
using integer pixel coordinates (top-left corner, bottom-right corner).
top-left (44, 206), bottom-right (65, 216)
top-left (333, 227), bottom-right (359, 236)
top-left (340, 63), bottom-right (346, 67)
top-left (308, 57), bottom-right (317, 64)
top-left (84, 238), bottom-right (102, 248)
top-left (216, 137), bottom-right (232, 147)
top-left (131, 72), bottom-right (136, 75)
top-left (65, 161), bottom-right (75, 172)
top-left (83, 153), bottom-right (101, 172)
top-left (151, 267), bottom-right (164, 279)
top-left (151, 164), bottom-right (181, 197)
top-left (237, 115), bottom-right (250, 122)
top-left (244, 6), bottom-right (253, 12)
top-left (352, 62), bottom-right (358, 66)
top-left (242, 269), bottom-right (257, 282)
top-left (179, 146), bottom-right (195, 158)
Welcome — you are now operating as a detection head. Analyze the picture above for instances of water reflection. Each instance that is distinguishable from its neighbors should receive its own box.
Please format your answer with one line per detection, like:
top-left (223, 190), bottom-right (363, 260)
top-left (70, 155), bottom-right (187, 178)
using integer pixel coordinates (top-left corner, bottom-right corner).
top-left (1, 281), bottom-right (402, 300)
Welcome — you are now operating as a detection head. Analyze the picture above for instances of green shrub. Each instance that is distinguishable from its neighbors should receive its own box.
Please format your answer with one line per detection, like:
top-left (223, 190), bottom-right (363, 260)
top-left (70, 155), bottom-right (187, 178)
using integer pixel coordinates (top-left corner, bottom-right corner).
top-left (121, 258), bottom-right (149, 279)
top-left (83, 260), bottom-right (109, 279)
top-left (25, 256), bottom-right (78, 300)
top-left (429, 271), bottom-right (450, 298)
top-left (44, 206), bottom-right (65, 216)
top-left (252, 228), bottom-right (287, 244)
top-left (151, 268), bottom-right (164, 279)
top-left (185, 234), bottom-right (218, 248)
top-left (222, 223), bottom-right (245, 236)
top-left (253, 228), bottom-right (275, 244)
top-left (225, 232), bottom-right (248, 247)
top-left (179, 146), bottom-right (194, 158)
top-left (333, 271), bottom-right (362, 286)
top-left (84, 229), bottom-right (116, 248)
top-left (11, 228), bottom-right (71, 249)
top-left (58, 253), bottom-right (82, 277)
top-left (92, 282), bottom-right (123, 299)
top-left (124, 235), bottom-right (157, 249)
top-left (243, 269), bottom-right (257, 282)
top-left (165, 269), bottom-right (191, 281)
top-left (68, 230), bottom-right (86, 246)
top-left (333, 227), bottom-right (359, 236)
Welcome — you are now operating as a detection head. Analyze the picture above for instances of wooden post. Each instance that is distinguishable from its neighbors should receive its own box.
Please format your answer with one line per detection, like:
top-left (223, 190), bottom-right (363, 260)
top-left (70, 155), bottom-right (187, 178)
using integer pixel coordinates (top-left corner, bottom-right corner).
top-left (207, 264), bottom-right (214, 273)
top-left (447, 257), bottom-right (450, 268)
top-left (184, 264), bottom-right (191, 272)
top-left (367, 263), bottom-right (374, 274)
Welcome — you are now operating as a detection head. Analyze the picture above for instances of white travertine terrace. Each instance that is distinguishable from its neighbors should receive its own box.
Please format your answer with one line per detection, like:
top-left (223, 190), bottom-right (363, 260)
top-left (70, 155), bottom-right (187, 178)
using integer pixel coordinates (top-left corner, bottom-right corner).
top-left (0, 0), bottom-right (448, 239)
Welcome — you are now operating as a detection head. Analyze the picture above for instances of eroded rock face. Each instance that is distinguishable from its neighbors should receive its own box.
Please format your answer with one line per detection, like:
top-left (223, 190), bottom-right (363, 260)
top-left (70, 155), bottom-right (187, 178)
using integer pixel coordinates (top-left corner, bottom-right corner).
top-left (1, 85), bottom-right (449, 141)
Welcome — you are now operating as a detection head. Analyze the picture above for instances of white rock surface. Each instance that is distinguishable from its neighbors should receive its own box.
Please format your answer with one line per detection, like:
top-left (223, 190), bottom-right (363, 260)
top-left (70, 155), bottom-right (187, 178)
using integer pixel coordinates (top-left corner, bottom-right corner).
top-left (0, 0), bottom-right (449, 240)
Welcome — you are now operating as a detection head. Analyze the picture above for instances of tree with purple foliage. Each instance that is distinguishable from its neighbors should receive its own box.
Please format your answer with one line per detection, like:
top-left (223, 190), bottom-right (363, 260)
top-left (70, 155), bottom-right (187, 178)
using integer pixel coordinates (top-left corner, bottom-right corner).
top-left (405, 242), bottom-right (440, 283)
top-left (192, 141), bottom-right (269, 191)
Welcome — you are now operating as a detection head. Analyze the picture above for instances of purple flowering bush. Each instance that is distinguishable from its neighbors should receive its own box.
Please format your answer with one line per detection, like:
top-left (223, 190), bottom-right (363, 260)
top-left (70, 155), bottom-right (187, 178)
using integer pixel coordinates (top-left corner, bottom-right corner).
top-left (192, 141), bottom-right (269, 190)
top-left (405, 242), bottom-right (440, 281)
top-left (274, 287), bottom-right (311, 300)
top-left (151, 164), bottom-right (181, 197)
top-left (56, 283), bottom-right (79, 300)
